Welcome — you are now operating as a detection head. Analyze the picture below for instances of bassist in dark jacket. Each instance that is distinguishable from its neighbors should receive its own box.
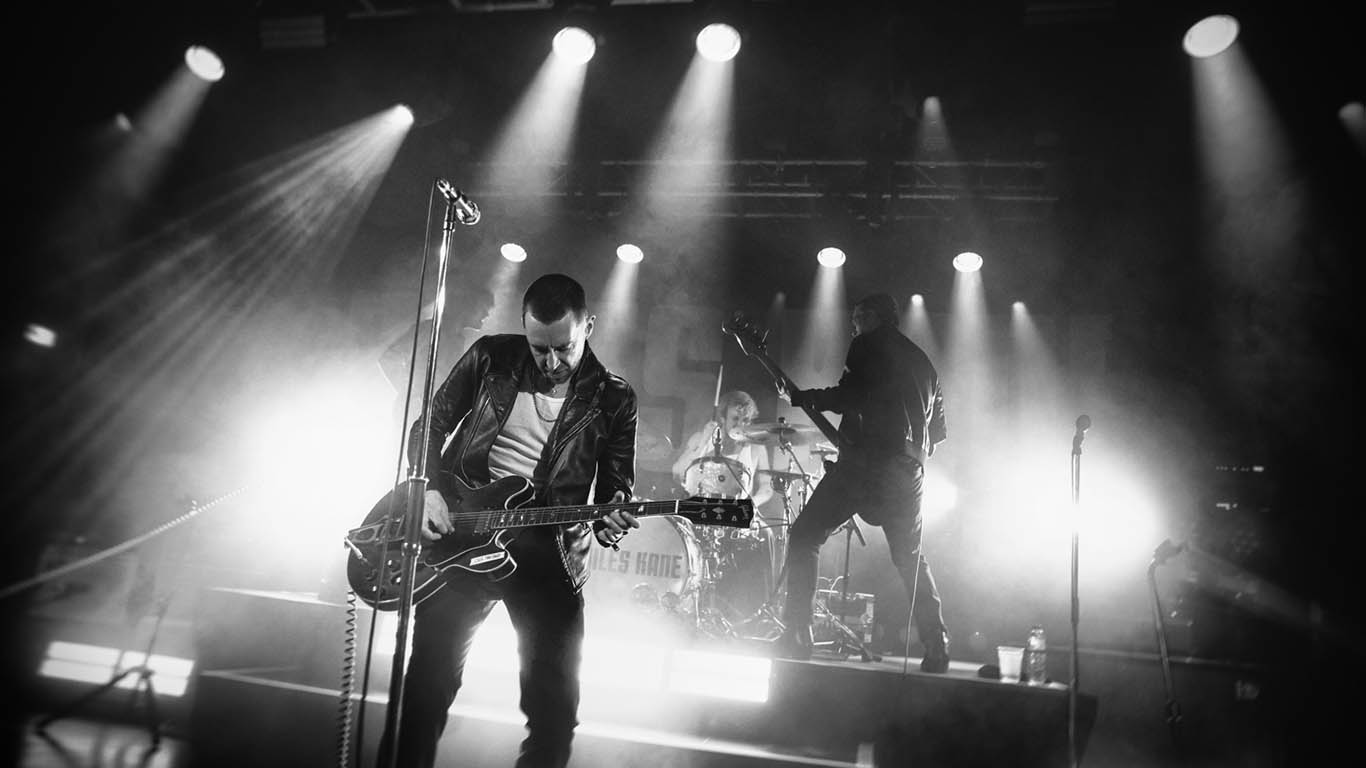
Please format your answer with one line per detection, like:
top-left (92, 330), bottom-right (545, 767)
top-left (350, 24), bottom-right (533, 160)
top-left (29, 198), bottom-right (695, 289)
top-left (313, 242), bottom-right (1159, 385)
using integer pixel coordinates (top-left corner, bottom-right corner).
top-left (381, 273), bottom-right (640, 768)
top-left (773, 293), bottom-right (951, 672)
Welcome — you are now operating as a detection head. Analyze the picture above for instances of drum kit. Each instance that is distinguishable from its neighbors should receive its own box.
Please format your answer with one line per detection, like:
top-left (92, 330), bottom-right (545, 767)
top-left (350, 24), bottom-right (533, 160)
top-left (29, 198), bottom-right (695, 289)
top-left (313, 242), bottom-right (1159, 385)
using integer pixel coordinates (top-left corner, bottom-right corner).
top-left (592, 414), bottom-right (840, 642)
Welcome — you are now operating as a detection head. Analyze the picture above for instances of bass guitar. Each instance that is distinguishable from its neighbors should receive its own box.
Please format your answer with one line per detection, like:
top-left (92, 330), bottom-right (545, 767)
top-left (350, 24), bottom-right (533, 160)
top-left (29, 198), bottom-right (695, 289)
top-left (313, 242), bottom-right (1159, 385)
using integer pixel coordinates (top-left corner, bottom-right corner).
top-left (722, 310), bottom-right (843, 450)
top-left (345, 473), bottom-right (754, 610)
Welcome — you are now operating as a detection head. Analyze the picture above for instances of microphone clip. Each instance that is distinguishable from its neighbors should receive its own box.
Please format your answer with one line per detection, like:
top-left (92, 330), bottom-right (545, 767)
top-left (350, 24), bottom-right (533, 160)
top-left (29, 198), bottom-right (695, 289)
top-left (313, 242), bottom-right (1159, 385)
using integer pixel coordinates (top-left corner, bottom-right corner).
top-left (435, 178), bottom-right (481, 225)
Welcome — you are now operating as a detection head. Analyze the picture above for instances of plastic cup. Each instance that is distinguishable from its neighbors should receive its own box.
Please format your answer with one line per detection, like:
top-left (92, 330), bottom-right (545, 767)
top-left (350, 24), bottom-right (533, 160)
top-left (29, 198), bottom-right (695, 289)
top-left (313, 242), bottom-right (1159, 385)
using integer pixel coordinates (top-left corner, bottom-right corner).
top-left (997, 645), bottom-right (1024, 683)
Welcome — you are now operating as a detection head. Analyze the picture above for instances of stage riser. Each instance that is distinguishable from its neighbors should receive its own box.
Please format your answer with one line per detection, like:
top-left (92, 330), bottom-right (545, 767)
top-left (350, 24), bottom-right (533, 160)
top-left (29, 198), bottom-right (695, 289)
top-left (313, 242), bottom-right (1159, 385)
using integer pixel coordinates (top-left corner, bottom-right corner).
top-left (189, 588), bottom-right (1298, 768)
top-left (191, 673), bottom-right (842, 768)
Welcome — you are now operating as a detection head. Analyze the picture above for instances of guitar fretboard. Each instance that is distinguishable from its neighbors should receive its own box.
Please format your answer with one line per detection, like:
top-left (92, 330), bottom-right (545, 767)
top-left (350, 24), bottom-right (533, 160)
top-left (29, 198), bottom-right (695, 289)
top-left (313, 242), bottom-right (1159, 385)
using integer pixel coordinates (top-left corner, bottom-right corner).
top-left (455, 499), bottom-right (749, 533)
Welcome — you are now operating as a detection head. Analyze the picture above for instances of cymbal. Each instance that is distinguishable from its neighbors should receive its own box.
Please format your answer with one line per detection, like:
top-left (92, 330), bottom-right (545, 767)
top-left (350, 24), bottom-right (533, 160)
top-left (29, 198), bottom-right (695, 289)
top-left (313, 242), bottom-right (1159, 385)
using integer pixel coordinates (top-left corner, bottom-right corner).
top-left (810, 442), bottom-right (839, 457)
top-left (739, 421), bottom-right (822, 446)
top-left (757, 468), bottom-right (815, 483)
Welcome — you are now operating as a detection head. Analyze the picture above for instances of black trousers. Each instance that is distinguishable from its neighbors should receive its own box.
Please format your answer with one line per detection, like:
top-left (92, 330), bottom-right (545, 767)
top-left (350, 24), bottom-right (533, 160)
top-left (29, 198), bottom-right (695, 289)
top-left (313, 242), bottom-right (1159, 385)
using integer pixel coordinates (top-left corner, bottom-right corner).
top-left (379, 563), bottom-right (584, 768)
top-left (780, 453), bottom-right (947, 649)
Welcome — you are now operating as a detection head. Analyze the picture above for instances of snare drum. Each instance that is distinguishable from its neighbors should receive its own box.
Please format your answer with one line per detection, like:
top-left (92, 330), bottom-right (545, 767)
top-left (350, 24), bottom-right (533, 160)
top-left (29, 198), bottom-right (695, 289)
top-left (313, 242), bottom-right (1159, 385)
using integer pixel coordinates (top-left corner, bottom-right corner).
top-left (583, 515), bottom-right (700, 608)
top-left (683, 455), bottom-right (750, 499)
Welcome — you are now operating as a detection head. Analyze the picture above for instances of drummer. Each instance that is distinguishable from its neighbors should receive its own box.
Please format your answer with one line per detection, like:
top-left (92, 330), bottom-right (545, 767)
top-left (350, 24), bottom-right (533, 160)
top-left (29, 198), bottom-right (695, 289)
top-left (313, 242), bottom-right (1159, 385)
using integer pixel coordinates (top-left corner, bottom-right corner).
top-left (671, 390), bottom-right (774, 511)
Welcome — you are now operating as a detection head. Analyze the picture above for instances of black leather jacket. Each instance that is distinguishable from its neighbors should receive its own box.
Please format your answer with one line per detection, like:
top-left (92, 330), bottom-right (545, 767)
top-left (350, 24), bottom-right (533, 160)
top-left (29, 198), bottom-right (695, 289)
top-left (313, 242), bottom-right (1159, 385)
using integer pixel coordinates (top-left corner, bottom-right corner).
top-left (410, 334), bottom-right (637, 591)
top-left (793, 323), bottom-right (946, 463)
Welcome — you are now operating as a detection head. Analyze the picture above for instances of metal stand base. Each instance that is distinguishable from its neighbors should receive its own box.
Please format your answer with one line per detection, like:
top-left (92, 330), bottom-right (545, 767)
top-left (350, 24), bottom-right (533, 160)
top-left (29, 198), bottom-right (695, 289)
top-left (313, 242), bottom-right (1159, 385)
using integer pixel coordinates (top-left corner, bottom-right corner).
top-left (37, 665), bottom-right (162, 750)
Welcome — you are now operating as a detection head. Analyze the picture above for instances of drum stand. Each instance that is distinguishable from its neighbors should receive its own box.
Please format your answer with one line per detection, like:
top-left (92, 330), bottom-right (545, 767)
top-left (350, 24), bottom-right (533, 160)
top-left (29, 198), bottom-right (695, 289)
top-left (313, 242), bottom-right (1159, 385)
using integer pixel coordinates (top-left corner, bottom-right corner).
top-left (733, 460), bottom-right (811, 641)
top-left (812, 518), bottom-right (879, 662)
top-left (38, 593), bottom-right (172, 749)
top-left (691, 537), bottom-right (739, 640)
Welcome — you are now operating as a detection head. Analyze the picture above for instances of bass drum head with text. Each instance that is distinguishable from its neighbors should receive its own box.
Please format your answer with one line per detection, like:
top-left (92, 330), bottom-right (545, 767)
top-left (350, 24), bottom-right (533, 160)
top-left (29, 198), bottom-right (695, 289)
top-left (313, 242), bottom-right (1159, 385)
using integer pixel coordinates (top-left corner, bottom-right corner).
top-left (582, 515), bottom-right (699, 611)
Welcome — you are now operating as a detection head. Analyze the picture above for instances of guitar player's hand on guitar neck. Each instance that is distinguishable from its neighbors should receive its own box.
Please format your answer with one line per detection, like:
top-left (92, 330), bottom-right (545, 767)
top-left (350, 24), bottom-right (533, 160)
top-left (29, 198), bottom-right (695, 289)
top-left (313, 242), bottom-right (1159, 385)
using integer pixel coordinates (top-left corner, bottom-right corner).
top-left (773, 378), bottom-right (795, 407)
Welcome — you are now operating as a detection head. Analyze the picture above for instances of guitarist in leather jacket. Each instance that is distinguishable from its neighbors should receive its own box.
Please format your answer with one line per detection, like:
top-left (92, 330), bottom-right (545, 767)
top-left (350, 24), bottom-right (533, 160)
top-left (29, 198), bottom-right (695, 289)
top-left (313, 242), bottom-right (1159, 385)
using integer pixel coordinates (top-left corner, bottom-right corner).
top-left (773, 293), bottom-right (952, 672)
top-left (380, 273), bottom-right (640, 768)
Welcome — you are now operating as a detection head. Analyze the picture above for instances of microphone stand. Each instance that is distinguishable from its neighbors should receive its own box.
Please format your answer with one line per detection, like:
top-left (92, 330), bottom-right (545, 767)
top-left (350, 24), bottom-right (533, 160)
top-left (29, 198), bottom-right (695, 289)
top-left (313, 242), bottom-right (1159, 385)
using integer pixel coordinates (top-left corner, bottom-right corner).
top-left (1147, 539), bottom-right (1186, 751)
top-left (1069, 415), bottom-right (1089, 768)
top-left (379, 179), bottom-right (479, 768)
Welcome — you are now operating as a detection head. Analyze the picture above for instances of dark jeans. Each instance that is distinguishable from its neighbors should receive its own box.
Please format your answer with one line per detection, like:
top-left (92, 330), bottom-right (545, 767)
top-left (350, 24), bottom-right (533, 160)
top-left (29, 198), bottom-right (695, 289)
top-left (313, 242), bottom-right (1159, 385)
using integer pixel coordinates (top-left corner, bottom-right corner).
top-left (379, 564), bottom-right (584, 768)
top-left (781, 453), bottom-right (947, 650)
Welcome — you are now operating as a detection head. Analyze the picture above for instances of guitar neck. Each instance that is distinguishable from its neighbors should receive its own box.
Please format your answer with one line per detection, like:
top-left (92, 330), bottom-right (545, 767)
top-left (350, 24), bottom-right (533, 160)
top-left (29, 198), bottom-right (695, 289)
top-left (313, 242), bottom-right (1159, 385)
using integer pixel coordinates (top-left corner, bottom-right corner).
top-left (481, 499), bottom-right (685, 531)
top-left (757, 358), bottom-right (842, 450)
top-left (796, 405), bottom-right (842, 449)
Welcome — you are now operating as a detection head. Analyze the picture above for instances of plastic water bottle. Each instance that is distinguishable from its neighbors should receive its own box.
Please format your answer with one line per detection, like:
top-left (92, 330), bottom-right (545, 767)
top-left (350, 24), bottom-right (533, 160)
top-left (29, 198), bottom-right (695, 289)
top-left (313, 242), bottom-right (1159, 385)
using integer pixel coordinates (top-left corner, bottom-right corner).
top-left (1025, 625), bottom-right (1047, 685)
top-left (862, 595), bottom-right (876, 645)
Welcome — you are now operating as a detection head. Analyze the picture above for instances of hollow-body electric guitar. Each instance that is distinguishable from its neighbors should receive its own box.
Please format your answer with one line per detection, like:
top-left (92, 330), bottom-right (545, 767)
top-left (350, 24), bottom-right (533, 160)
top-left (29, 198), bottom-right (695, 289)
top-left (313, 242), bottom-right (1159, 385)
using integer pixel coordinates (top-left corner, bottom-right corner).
top-left (345, 473), bottom-right (754, 610)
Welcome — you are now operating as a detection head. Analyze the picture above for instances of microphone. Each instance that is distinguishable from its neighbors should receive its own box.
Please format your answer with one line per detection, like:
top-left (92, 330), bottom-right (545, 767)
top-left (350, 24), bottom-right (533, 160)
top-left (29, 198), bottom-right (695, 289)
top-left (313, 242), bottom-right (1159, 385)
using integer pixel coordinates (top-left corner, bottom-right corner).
top-left (1075, 414), bottom-right (1091, 436)
top-left (435, 178), bottom-right (481, 225)
top-left (1073, 414), bottom-right (1091, 453)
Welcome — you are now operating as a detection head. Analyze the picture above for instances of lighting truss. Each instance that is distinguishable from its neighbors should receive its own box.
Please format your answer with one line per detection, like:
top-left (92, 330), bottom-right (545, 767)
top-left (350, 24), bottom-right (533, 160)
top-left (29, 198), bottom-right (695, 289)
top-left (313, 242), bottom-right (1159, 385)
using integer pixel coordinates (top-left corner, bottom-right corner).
top-left (456, 158), bottom-right (1057, 222)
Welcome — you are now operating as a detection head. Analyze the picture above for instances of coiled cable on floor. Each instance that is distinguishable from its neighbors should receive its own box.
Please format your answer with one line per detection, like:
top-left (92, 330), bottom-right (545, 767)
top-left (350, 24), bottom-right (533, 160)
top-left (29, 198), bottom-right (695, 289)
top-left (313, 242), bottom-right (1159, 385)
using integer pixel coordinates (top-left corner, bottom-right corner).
top-left (336, 589), bottom-right (359, 768)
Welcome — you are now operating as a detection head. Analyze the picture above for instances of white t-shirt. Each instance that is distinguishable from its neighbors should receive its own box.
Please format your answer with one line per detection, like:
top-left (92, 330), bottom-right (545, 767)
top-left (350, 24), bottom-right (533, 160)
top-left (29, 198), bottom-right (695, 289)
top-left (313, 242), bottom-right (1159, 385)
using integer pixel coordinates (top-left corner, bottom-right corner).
top-left (487, 391), bottom-right (565, 480)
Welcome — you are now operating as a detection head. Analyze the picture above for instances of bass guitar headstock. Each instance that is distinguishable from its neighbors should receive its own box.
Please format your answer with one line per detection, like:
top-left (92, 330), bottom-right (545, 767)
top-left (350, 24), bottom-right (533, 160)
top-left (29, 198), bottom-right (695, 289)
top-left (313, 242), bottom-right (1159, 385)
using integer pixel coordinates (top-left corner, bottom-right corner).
top-left (722, 311), bottom-right (769, 358)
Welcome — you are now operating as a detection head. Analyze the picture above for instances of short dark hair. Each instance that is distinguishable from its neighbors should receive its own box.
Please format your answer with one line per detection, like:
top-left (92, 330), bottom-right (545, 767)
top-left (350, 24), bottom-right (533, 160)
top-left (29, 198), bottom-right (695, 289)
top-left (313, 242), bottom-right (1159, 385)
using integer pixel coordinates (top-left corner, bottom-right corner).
top-left (856, 293), bottom-right (899, 327)
top-left (522, 273), bottom-right (587, 325)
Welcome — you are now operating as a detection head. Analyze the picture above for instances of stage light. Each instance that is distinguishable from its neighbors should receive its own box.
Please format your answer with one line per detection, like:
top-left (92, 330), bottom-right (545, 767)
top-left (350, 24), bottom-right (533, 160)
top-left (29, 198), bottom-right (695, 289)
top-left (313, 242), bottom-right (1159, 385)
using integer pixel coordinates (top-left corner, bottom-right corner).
top-left (553, 26), bottom-right (596, 64)
top-left (816, 247), bottom-right (846, 268)
top-left (1183, 15), bottom-right (1239, 58)
top-left (500, 242), bottom-right (528, 262)
top-left (184, 45), bottom-right (225, 82)
top-left (24, 323), bottom-right (56, 347)
top-left (952, 251), bottom-right (983, 272)
top-left (616, 243), bottom-right (643, 263)
top-left (696, 23), bottom-right (741, 62)
top-left (1342, 101), bottom-right (1366, 154)
top-left (910, 294), bottom-right (924, 306)
top-left (391, 104), bottom-right (415, 127)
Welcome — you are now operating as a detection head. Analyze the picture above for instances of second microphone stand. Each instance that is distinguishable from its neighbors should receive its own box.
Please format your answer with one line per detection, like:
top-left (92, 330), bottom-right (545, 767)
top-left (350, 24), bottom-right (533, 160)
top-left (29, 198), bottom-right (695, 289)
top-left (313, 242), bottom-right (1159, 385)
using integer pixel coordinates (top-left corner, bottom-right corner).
top-left (1148, 539), bottom-right (1187, 751)
top-left (1068, 416), bottom-right (1089, 768)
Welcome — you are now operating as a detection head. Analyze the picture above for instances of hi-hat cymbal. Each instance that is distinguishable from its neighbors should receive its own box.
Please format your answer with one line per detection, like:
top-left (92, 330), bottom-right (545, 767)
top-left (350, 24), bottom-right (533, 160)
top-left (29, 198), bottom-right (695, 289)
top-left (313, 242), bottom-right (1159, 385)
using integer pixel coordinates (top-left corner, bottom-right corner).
top-left (739, 421), bottom-right (822, 446)
top-left (757, 468), bottom-right (816, 483)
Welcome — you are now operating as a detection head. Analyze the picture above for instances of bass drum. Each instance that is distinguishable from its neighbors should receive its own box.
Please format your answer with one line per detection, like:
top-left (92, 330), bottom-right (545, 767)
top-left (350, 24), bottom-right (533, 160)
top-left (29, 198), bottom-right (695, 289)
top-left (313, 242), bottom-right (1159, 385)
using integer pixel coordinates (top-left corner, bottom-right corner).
top-left (582, 515), bottom-right (700, 612)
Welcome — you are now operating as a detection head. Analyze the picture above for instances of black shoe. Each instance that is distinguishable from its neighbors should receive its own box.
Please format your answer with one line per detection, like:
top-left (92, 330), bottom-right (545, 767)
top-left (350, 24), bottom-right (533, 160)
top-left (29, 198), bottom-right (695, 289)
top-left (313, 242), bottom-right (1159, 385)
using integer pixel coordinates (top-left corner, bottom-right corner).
top-left (920, 631), bottom-right (950, 673)
top-left (773, 625), bottom-right (813, 661)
